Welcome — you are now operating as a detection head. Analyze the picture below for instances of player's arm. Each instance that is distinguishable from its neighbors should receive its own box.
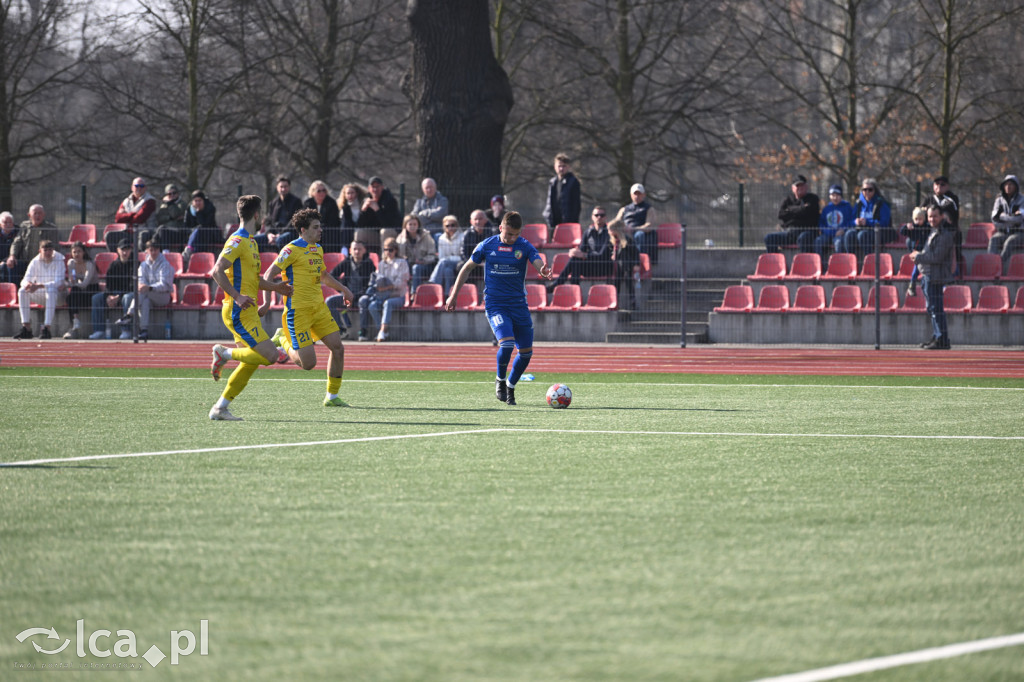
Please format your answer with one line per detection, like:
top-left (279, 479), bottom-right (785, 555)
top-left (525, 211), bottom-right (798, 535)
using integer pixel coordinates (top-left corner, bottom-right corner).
top-left (256, 262), bottom-right (292, 316)
top-left (211, 256), bottom-right (253, 309)
top-left (444, 259), bottom-right (478, 311)
top-left (321, 271), bottom-right (353, 304)
top-left (532, 256), bottom-right (553, 280)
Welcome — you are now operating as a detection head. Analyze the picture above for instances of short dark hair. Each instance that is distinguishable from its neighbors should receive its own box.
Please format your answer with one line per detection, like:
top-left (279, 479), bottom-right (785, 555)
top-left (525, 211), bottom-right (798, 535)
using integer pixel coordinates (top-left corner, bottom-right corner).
top-left (554, 152), bottom-right (571, 165)
top-left (500, 211), bottom-right (523, 230)
top-left (145, 240), bottom-right (160, 250)
top-left (39, 239), bottom-right (54, 250)
top-left (236, 194), bottom-right (262, 222)
top-left (275, 175), bottom-right (290, 185)
top-left (290, 207), bottom-right (321, 232)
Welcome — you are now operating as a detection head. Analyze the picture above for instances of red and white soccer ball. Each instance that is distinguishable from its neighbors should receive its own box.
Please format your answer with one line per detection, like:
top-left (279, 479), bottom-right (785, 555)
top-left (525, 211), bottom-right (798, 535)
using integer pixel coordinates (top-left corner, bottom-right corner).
top-left (545, 383), bottom-right (572, 408)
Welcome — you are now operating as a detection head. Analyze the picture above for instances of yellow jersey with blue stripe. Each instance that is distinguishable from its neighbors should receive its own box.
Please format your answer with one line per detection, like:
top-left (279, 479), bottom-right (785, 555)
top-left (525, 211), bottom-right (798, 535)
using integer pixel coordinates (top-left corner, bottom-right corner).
top-left (219, 226), bottom-right (261, 302)
top-left (275, 238), bottom-right (325, 309)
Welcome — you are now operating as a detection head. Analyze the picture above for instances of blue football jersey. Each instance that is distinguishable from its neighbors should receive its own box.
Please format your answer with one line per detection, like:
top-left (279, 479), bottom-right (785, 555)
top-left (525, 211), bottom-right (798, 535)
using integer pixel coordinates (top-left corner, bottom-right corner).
top-left (471, 235), bottom-right (540, 305)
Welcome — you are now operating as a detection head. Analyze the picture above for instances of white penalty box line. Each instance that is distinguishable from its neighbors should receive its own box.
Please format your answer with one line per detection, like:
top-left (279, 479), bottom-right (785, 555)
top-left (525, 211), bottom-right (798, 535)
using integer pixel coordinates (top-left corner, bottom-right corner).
top-left (2, 427), bottom-right (1023, 468)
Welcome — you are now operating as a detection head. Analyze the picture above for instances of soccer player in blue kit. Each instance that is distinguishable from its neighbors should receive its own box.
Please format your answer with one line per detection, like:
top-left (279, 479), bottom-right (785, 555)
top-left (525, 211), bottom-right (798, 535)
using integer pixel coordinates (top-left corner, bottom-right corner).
top-left (445, 211), bottom-right (553, 405)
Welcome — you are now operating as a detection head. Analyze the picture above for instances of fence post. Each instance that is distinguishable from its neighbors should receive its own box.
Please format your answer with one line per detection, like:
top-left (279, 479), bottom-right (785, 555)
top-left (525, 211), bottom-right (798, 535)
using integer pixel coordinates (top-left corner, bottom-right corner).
top-left (237, 184), bottom-right (243, 198)
top-left (680, 225), bottom-right (687, 348)
top-left (874, 225), bottom-right (881, 350)
top-left (915, 181), bottom-right (921, 208)
top-left (738, 182), bottom-right (745, 247)
top-left (399, 183), bottom-right (405, 214)
top-left (80, 185), bottom-right (87, 225)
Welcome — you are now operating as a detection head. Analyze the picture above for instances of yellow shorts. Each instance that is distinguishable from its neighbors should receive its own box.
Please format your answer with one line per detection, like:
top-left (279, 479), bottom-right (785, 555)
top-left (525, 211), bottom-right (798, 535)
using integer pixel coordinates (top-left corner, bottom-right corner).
top-left (280, 303), bottom-right (340, 349)
top-left (221, 300), bottom-right (270, 348)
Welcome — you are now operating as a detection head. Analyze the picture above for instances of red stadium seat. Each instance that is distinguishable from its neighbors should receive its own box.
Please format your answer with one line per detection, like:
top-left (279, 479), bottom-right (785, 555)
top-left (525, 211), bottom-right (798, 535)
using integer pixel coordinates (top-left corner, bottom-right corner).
top-left (164, 251), bottom-right (184, 278)
top-left (1011, 287), bottom-right (1024, 313)
top-left (893, 253), bottom-right (916, 280)
top-left (962, 222), bottom-right (995, 248)
top-left (182, 251), bottom-right (215, 279)
top-left (409, 283), bottom-right (443, 309)
top-left (943, 284), bottom-right (972, 312)
top-left (714, 285), bottom-right (754, 313)
top-left (787, 253), bottom-right (821, 281)
top-left (964, 252), bottom-right (1002, 281)
top-left (207, 287), bottom-right (227, 308)
top-left (0, 282), bottom-right (16, 307)
top-left (900, 290), bottom-right (927, 311)
top-left (857, 253), bottom-right (893, 281)
top-left (861, 285), bottom-right (899, 312)
top-left (525, 283), bottom-right (548, 310)
top-left (1004, 254), bottom-right (1024, 281)
top-left (547, 284), bottom-right (582, 311)
top-left (638, 252), bottom-right (652, 280)
top-left (322, 252), bottom-right (344, 273)
top-left (748, 253), bottom-right (786, 281)
top-left (550, 252), bottom-right (571, 278)
top-left (94, 252), bottom-right (117, 277)
top-left (454, 283), bottom-right (479, 310)
top-left (548, 223), bottom-right (581, 248)
top-left (526, 252), bottom-right (548, 280)
top-left (177, 282), bottom-right (211, 308)
top-left (580, 283), bottom-right (617, 310)
top-left (790, 285), bottom-right (826, 312)
top-left (973, 285), bottom-right (1010, 313)
top-left (521, 224), bottom-right (548, 249)
top-left (259, 251), bottom-right (278, 275)
top-left (753, 284), bottom-right (789, 312)
top-left (657, 223), bottom-right (683, 248)
top-left (820, 253), bottom-right (858, 281)
top-left (827, 285), bottom-right (863, 312)
top-left (102, 223), bottom-right (128, 246)
top-left (60, 224), bottom-right (97, 249)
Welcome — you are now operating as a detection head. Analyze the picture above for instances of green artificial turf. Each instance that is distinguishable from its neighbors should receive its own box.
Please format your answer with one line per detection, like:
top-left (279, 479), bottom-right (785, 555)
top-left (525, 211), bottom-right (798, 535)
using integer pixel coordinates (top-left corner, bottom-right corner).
top-left (1, 368), bottom-right (1022, 680)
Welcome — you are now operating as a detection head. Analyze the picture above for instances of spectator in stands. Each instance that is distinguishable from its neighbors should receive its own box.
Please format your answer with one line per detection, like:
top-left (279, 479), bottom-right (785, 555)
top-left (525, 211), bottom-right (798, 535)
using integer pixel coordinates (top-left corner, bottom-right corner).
top-left (303, 180), bottom-right (342, 252)
top-left (765, 174), bottom-right (820, 253)
top-left (428, 215), bottom-right (465, 297)
top-left (609, 219), bottom-right (641, 310)
top-left (326, 240), bottom-right (376, 336)
top-left (543, 152), bottom-right (581, 230)
top-left (12, 240), bottom-right (64, 339)
top-left (357, 176), bottom-right (403, 246)
top-left (337, 182), bottom-right (366, 252)
top-left (925, 176), bottom-right (960, 229)
top-left (116, 240), bottom-right (175, 340)
top-left (843, 178), bottom-right (893, 255)
top-left (412, 177), bottom-right (449, 239)
top-left (485, 195), bottom-right (507, 227)
top-left (357, 236), bottom-right (409, 342)
top-left (88, 240), bottom-right (134, 339)
top-left (615, 183), bottom-right (657, 264)
top-left (144, 183), bottom-right (188, 252)
top-left (183, 190), bottom-right (220, 261)
top-left (62, 241), bottom-right (99, 339)
top-left (550, 205), bottom-right (613, 289)
top-left (6, 204), bottom-right (59, 287)
top-left (816, 184), bottom-right (855, 257)
top-left (987, 174), bottom-right (1024, 265)
top-left (899, 206), bottom-right (929, 296)
top-left (460, 209), bottom-right (493, 287)
top-left (395, 214), bottom-right (436, 295)
top-left (910, 205), bottom-right (956, 350)
top-left (0, 211), bottom-right (17, 283)
top-left (260, 175), bottom-right (304, 251)
top-left (112, 177), bottom-right (157, 251)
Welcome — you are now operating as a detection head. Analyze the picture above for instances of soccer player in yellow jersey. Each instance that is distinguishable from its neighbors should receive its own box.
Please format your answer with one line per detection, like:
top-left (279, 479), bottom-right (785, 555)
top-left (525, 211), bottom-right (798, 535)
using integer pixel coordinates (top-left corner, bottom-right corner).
top-left (207, 195), bottom-right (293, 421)
top-left (260, 208), bottom-right (354, 407)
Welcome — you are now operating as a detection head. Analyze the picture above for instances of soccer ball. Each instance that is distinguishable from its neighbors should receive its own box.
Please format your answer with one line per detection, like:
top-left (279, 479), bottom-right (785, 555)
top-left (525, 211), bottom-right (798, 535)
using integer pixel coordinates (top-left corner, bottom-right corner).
top-left (546, 383), bottom-right (572, 408)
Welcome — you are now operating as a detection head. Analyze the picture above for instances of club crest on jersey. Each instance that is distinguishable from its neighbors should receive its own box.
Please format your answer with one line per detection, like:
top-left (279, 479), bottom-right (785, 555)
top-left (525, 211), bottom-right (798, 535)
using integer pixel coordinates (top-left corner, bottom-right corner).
top-left (514, 249), bottom-right (523, 260)
top-left (281, 246), bottom-right (292, 259)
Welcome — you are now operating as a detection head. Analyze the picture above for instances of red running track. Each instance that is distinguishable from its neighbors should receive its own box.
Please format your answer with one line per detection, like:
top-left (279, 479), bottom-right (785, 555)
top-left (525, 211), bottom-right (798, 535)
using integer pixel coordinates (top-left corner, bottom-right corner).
top-left (2, 340), bottom-right (1023, 378)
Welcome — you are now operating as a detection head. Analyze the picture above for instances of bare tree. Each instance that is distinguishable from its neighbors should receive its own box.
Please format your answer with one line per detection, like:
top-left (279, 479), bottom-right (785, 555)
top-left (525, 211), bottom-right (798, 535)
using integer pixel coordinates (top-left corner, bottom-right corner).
top-left (404, 0), bottom-right (513, 218)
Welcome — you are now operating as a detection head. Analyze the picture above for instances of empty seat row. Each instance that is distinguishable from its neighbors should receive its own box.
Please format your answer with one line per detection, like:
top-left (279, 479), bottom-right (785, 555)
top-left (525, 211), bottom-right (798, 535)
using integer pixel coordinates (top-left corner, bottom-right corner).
top-left (407, 282), bottom-right (619, 312)
top-left (716, 284), bottom-right (1024, 314)
top-left (750, 252), bottom-right (1024, 283)
top-left (517, 223), bottom-right (683, 251)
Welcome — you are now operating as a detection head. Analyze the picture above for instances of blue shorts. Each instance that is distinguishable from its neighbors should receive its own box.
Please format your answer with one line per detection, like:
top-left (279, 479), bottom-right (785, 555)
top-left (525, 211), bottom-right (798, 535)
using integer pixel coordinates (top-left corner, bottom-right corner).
top-left (484, 300), bottom-right (534, 349)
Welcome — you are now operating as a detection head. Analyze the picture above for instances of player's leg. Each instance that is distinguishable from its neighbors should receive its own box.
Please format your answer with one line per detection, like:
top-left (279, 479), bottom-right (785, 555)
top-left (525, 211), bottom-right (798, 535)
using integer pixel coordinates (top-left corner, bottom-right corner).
top-left (209, 307), bottom-right (276, 420)
top-left (505, 307), bottom-right (536, 406)
top-left (278, 307), bottom-right (317, 369)
top-left (486, 308), bottom-right (516, 402)
top-left (310, 307), bottom-right (346, 405)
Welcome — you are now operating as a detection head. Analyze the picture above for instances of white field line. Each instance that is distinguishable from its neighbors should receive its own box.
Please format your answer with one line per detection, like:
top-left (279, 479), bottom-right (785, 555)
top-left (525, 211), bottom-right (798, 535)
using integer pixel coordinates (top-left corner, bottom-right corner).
top-left (750, 631), bottom-right (1024, 682)
top-left (3, 428), bottom-right (1023, 468)
top-left (3, 374), bottom-right (1024, 391)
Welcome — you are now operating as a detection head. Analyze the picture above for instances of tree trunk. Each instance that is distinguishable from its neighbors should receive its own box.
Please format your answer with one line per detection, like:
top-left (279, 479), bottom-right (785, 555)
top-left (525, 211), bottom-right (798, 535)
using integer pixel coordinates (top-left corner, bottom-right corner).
top-left (405, 0), bottom-right (513, 220)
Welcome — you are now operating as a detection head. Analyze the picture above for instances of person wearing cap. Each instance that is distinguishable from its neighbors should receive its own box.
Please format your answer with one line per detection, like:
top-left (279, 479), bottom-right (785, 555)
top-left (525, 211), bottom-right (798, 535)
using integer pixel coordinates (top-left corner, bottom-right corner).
top-left (140, 183), bottom-right (188, 252)
top-left (357, 176), bottom-right (403, 246)
top-left (88, 239), bottom-right (135, 339)
top-left (183, 189), bottom-right (221, 261)
top-left (6, 204), bottom-right (59, 286)
top-left (485, 195), bottom-right (507, 227)
top-left (842, 177), bottom-right (893, 256)
top-left (765, 175), bottom-right (820, 253)
top-left (542, 152), bottom-right (581, 230)
top-left (412, 177), bottom-right (449, 239)
top-left (988, 174), bottom-right (1024, 264)
top-left (616, 183), bottom-right (657, 264)
top-left (12, 240), bottom-right (65, 339)
top-left (815, 184), bottom-right (855, 258)
top-left (112, 177), bottom-right (157, 252)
